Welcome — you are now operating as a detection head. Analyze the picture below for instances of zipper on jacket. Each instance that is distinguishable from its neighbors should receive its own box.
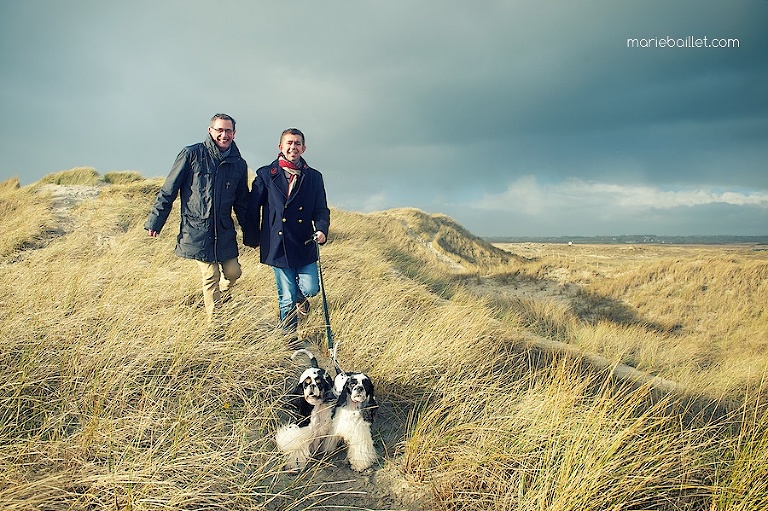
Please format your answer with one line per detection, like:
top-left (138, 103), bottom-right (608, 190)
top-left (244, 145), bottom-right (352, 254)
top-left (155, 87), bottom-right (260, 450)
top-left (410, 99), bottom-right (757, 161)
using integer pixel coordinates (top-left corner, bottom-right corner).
top-left (212, 158), bottom-right (219, 263)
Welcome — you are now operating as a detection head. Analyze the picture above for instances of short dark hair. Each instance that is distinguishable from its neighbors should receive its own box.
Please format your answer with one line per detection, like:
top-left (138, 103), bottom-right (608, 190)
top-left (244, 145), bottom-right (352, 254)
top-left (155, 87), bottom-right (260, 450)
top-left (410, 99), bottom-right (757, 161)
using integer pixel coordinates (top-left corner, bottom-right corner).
top-left (280, 128), bottom-right (305, 145)
top-left (211, 113), bottom-right (236, 130)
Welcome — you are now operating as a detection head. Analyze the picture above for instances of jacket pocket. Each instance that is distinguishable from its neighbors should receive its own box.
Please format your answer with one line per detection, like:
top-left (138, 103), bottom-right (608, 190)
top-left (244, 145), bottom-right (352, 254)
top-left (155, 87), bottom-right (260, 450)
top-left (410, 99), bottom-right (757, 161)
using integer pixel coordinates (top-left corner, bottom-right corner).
top-left (180, 215), bottom-right (209, 247)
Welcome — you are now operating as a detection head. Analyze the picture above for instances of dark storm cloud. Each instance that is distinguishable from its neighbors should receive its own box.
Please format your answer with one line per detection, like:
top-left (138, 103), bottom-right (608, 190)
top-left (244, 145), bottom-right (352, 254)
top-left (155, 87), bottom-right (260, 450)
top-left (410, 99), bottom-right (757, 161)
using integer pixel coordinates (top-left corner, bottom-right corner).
top-left (1, 0), bottom-right (766, 236)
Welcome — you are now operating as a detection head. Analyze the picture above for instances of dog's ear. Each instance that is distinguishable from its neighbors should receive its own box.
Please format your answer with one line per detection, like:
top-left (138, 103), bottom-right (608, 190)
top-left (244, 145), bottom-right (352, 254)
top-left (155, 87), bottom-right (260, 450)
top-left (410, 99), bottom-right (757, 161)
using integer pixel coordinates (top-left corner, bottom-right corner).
top-left (322, 382), bottom-right (337, 402)
top-left (295, 397), bottom-right (314, 426)
top-left (362, 394), bottom-right (379, 423)
top-left (362, 377), bottom-right (375, 398)
top-left (335, 383), bottom-right (351, 408)
top-left (287, 383), bottom-right (304, 406)
top-left (361, 377), bottom-right (377, 422)
top-left (287, 384), bottom-right (314, 421)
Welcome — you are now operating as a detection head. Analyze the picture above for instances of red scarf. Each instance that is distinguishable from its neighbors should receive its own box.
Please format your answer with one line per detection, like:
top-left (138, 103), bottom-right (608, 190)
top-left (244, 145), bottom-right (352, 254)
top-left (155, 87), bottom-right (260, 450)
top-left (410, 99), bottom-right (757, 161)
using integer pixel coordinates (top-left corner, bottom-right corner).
top-left (278, 157), bottom-right (302, 171)
top-left (278, 156), bottom-right (302, 197)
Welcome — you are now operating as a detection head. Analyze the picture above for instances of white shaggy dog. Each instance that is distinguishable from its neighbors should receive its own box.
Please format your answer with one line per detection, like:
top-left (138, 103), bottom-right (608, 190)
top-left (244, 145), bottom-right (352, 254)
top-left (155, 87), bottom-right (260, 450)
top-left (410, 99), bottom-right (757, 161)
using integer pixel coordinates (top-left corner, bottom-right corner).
top-left (275, 350), bottom-right (336, 472)
top-left (322, 371), bottom-right (379, 472)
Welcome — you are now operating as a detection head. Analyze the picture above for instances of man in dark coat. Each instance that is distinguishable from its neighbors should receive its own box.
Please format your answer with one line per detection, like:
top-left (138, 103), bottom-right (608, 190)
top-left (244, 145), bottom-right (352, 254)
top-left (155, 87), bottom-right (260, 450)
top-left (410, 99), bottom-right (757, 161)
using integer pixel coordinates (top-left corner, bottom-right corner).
top-left (244, 128), bottom-right (330, 341)
top-left (145, 113), bottom-right (249, 322)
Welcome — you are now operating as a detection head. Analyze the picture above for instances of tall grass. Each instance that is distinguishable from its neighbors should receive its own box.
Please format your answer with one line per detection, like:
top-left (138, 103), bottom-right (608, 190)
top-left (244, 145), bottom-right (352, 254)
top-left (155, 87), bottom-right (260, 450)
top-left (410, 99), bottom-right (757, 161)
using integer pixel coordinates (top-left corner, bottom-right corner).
top-left (711, 392), bottom-right (768, 511)
top-left (39, 166), bottom-right (101, 185)
top-left (102, 171), bottom-right (145, 184)
top-left (0, 177), bottom-right (57, 257)
top-left (0, 176), bottom-right (766, 509)
top-left (402, 360), bottom-right (718, 511)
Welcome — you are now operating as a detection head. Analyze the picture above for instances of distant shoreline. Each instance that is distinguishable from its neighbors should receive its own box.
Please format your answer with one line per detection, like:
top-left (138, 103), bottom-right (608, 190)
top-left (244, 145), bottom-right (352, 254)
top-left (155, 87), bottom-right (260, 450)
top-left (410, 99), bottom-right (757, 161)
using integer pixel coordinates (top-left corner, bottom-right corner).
top-left (485, 235), bottom-right (768, 245)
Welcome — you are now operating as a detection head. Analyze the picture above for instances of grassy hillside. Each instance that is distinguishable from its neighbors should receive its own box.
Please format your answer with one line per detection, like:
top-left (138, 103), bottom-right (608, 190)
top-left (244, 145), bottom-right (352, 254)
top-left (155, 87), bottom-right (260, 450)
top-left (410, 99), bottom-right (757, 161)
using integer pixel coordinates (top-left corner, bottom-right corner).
top-left (1, 170), bottom-right (766, 510)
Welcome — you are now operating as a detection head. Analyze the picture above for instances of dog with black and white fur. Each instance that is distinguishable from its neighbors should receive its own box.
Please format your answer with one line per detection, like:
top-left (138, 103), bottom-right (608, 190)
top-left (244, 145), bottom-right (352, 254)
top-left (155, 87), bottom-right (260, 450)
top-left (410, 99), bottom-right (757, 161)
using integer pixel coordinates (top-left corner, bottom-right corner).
top-left (322, 370), bottom-right (379, 472)
top-left (277, 349), bottom-right (379, 472)
top-left (275, 349), bottom-right (336, 472)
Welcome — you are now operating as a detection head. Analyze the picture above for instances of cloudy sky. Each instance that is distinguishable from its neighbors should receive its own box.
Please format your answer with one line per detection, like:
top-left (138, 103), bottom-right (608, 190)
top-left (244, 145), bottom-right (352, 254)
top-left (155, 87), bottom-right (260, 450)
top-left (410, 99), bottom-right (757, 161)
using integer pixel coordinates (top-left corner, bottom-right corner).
top-left (1, 1), bottom-right (766, 237)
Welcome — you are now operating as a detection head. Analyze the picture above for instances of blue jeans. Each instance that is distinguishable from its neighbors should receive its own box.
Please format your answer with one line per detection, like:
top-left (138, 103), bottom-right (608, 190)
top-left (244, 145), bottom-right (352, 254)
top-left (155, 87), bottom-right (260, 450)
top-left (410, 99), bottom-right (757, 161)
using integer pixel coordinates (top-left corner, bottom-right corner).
top-left (273, 263), bottom-right (320, 332)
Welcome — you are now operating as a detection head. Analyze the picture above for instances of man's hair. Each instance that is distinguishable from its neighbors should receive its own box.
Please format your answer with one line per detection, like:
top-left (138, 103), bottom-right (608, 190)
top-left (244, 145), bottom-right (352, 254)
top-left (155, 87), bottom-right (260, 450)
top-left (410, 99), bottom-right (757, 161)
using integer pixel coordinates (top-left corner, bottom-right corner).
top-left (280, 128), bottom-right (305, 145)
top-left (210, 113), bottom-right (236, 130)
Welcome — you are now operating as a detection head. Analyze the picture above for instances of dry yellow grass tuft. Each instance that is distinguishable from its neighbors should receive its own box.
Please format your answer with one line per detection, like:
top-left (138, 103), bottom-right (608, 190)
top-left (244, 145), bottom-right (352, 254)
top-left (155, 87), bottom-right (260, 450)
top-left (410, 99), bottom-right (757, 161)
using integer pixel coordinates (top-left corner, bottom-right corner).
top-left (0, 177), bottom-right (57, 257)
top-left (102, 170), bottom-right (145, 184)
top-left (0, 177), bottom-right (766, 510)
top-left (39, 166), bottom-right (101, 185)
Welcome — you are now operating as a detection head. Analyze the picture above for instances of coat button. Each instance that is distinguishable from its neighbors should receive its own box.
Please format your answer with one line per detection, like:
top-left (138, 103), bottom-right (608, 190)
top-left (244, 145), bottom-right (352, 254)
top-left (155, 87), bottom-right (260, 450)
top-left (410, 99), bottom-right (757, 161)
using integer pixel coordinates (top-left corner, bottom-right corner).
top-left (298, 219), bottom-right (303, 223)
top-left (282, 218), bottom-right (287, 222)
top-left (298, 206), bottom-right (303, 211)
top-left (278, 231), bottom-right (283, 236)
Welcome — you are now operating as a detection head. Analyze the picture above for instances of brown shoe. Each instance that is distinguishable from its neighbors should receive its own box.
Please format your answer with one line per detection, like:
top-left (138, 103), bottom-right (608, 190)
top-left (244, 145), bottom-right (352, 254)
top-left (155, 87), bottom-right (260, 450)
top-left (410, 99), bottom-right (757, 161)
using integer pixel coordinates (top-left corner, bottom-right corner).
top-left (296, 298), bottom-right (310, 316)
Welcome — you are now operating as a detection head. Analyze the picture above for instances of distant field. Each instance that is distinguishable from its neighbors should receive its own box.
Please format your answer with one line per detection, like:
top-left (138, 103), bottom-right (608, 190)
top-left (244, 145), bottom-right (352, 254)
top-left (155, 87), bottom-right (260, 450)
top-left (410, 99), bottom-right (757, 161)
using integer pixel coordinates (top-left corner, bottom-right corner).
top-left (491, 241), bottom-right (768, 401)
top-left (495, 241), bottom-right (768, 271)
top-left (487, 235), bottom-right (768, 245)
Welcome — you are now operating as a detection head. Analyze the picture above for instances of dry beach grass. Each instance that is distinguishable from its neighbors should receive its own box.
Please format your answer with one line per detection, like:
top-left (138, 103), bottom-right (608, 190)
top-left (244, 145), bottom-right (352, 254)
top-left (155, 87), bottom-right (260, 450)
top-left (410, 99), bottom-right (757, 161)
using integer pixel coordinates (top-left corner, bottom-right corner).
top-left (0, 169), bottom-right (766, 510)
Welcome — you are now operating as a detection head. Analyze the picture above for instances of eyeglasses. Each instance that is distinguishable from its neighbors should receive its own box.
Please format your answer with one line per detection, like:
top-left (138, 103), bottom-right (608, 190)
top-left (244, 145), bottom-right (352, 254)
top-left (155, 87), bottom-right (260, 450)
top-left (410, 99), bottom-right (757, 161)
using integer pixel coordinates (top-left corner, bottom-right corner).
top-left (211, 127), bottom-right (234, 135)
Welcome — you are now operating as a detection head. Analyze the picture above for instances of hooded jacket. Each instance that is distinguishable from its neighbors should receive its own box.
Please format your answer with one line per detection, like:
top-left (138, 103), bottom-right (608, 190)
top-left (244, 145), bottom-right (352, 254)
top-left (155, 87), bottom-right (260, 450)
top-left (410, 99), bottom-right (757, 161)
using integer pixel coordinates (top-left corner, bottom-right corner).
top-left (145, 136), bottom-right (249, 262)
top-left (244, 157), bottom-right (330, 268)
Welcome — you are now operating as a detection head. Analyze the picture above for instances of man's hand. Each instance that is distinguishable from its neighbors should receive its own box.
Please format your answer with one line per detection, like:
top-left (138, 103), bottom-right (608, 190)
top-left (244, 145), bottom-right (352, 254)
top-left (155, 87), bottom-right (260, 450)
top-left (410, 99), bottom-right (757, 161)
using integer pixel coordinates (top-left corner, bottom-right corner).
top-left (315, 231), bottom-right (327, 244)
top-left (147, 229), bottom-right (159, 238)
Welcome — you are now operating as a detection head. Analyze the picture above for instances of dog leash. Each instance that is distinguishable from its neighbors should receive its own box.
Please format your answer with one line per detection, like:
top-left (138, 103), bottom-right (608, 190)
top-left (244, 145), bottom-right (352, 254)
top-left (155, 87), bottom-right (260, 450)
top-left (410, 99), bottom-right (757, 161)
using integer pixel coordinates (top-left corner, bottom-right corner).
top-left (306, 234), bottom-right (345, 376)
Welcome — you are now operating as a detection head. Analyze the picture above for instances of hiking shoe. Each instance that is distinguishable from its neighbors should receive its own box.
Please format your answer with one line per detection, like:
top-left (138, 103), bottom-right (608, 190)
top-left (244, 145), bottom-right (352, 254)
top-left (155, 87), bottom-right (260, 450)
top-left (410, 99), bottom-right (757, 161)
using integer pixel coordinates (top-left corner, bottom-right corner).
top-left (296, 297), bottom-right (310, 316)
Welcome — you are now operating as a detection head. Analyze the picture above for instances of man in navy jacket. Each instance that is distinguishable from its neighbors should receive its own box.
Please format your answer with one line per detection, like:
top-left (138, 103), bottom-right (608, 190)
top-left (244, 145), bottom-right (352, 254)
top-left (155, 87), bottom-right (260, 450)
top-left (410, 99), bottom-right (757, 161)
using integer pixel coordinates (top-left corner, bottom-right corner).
top-left (245, 128), bottom-right (330, 342)
top-left (146, 113), bottom-right (249, 323)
